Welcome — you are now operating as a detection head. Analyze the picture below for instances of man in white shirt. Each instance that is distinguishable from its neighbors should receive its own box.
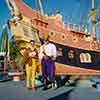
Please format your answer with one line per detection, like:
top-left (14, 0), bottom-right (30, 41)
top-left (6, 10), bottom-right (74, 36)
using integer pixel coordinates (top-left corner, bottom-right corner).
top-left (39, 33), bottom-right (57, 90)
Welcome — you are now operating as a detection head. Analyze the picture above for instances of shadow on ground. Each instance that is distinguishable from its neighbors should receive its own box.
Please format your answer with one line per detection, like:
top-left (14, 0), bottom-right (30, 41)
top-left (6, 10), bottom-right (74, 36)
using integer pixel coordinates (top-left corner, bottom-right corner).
top-left (48, 88), bottom-right (74, 100)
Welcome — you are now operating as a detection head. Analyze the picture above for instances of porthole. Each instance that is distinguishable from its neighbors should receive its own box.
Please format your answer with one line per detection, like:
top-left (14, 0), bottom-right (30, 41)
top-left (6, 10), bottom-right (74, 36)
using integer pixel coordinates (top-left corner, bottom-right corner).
top-left (61, 34), bottom-right (66, 40)
top-left (49, 31), bottom-right (55, 36)
top-left (72, 36), bottom-right (78, 42)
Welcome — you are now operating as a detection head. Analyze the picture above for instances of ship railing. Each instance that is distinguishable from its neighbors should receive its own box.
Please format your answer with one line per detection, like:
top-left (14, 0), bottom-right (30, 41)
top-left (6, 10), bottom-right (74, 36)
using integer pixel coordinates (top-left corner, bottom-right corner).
top-left (64, 23), bottom-right (85, 33)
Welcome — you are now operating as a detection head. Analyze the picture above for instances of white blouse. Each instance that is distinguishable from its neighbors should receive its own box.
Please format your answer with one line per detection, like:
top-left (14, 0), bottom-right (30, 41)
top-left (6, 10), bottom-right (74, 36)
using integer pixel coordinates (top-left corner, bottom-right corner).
top-left (39, 43), bottom-right (57, 59)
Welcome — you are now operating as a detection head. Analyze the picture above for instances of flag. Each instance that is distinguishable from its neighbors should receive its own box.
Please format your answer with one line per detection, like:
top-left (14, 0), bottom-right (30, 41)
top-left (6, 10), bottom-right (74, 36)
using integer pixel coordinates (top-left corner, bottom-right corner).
top-left (0, 25), bottom-right (9, 55)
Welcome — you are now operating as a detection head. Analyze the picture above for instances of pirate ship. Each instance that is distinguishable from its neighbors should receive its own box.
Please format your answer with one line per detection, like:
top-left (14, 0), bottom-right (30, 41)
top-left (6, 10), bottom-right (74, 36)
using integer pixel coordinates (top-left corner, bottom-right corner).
top-left (2, 0), bottom-right (100, 75)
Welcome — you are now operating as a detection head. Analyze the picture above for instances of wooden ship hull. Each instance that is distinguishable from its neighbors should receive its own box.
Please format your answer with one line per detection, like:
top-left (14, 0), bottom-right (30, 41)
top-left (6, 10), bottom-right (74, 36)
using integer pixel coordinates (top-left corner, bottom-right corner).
top-left (6, 0), bottom-right (100, 75)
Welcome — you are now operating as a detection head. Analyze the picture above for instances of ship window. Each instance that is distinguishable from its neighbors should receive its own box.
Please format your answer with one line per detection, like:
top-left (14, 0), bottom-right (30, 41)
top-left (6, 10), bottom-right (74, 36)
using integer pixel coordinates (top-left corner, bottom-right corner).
top-left (80, 53), bottom-right (85, 62)
top-left (68, 50), bottom-right (74, 59)
top-left (57, 48), bottom-right (63, 56)
top-left (62, 34), bottom-right (66, 40)
top-left (85, 53), bottom-right (92, 63)
top-left (80, 53), bottom-right (92, 63)
top-left (49, 31), bottom-right (55, 36)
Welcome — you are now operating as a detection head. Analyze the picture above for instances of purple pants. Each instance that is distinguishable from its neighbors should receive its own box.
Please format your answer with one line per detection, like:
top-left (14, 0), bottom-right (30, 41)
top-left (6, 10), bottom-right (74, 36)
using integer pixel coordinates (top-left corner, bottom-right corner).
top-left (41, 57), bottom-right (55, 83)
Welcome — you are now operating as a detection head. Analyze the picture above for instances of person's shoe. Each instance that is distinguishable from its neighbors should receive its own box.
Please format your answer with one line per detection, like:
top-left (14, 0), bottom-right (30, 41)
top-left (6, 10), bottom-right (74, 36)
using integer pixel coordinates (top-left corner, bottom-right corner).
top-left (48, 84), bottom-right (52, 89)
top-left (52, 82), bottom-right (57, 89)
top-left (26, 87), bottom-right (31, 90)
top-left (42, 86), bottom-right (48, 90)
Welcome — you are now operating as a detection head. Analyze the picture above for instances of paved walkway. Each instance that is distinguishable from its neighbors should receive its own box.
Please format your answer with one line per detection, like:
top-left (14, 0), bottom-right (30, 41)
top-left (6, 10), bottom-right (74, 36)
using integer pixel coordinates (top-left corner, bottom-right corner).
top-left (0, 81), bottom-right (100, 100)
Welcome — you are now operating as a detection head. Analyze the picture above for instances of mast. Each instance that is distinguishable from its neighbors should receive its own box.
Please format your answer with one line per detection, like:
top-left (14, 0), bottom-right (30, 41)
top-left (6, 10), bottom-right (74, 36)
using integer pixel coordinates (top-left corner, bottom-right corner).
top-left (91, 0), bottom-right (96, 41)
top-left (6, 0), bottom-right (18, 13)
top-left (37, 0), bottom-right (44, 15)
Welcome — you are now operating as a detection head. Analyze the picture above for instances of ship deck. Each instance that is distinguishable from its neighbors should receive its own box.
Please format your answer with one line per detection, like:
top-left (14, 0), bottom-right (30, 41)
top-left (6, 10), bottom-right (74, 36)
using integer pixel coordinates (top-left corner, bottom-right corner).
top-left (0, 80), bottom-right (100, 100)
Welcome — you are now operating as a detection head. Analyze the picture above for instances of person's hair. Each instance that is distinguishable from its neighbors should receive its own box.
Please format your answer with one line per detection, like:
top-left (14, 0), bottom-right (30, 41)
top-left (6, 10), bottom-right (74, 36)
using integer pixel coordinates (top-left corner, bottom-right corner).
top-left (42, 33), bottom-right (50, 40)
top-left (29, 40), bottom-right (35, 43)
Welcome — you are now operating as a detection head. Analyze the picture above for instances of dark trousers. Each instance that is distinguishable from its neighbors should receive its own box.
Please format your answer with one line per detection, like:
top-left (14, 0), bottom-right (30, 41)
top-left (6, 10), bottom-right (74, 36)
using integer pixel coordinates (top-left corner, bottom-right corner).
top-left (41, 57), bottom-right (55, 86)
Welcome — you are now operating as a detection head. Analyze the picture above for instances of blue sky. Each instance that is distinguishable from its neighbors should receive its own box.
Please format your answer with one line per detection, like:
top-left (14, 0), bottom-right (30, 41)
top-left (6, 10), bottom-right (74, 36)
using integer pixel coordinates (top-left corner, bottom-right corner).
top-left (0, 0), bottom-right (100, 41)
